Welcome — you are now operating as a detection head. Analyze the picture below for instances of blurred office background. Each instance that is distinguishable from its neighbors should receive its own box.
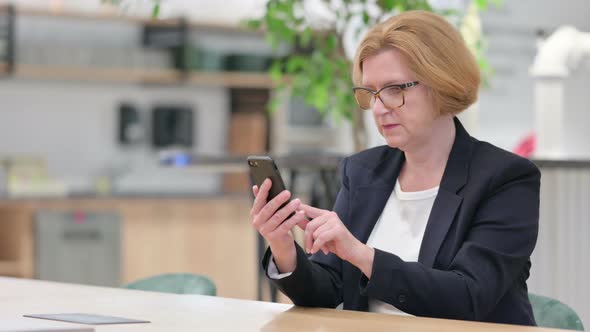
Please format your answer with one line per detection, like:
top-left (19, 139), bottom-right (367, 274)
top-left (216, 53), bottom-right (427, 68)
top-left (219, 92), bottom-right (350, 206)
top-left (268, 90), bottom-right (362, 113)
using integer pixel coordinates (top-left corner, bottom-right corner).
top-left (0, 0), bottom-right (588, 328)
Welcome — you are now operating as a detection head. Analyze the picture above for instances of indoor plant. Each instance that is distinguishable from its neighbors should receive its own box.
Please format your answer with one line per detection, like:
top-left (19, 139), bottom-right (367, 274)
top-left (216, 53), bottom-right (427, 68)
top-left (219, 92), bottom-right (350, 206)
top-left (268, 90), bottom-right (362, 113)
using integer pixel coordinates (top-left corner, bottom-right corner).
top-left (247, 0), bottom-right (499, 151)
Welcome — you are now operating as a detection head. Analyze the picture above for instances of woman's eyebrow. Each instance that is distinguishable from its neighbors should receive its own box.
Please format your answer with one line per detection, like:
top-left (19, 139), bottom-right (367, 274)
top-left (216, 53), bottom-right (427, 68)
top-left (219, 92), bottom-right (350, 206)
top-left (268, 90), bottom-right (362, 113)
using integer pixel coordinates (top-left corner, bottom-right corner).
top-left (360, 79), bottom-right (408, 89)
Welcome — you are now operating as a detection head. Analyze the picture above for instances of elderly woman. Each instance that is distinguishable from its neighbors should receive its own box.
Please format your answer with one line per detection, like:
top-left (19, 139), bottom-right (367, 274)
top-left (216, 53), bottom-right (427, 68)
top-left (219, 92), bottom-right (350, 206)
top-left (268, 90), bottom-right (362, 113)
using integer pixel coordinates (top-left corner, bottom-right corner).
top-left (250, 10), bottom-right (539, 326)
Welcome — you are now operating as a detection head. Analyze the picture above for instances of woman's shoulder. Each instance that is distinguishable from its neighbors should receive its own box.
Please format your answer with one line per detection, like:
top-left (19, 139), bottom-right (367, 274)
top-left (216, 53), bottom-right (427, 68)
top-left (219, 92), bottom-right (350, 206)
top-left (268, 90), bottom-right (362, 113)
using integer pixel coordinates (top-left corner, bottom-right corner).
top-left (470, 139), bottom-right (540, 186)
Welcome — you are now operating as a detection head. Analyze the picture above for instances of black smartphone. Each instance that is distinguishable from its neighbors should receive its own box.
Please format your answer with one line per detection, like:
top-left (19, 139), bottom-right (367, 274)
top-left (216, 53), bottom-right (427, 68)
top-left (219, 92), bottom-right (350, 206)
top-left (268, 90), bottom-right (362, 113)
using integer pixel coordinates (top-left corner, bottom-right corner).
top-left (248, 156), bottom-right (299, 221)
top-left (247, 156), bottom-right (288, 203)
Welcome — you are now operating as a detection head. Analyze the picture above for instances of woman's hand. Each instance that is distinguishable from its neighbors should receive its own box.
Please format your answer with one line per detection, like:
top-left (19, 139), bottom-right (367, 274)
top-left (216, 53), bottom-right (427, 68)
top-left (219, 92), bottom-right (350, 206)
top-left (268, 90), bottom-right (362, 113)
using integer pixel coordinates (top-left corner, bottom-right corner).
top-left (301, 204), bottom-right (375, 278)
top-left (250, 179), bottom-right (308, 273)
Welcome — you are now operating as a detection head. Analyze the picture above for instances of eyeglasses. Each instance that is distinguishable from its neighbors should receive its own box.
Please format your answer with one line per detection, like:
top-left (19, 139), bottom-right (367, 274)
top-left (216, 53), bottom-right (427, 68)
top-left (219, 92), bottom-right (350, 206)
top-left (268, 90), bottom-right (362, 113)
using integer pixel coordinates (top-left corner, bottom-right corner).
top-left (352, 81), bottom-right (420, 109)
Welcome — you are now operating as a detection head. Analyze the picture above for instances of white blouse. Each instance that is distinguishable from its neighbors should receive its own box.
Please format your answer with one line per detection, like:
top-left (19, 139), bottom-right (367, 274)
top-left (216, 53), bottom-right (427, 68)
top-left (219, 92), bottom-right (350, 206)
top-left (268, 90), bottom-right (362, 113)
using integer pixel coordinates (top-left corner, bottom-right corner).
top-left (367, 180), bottom-right (438, 315)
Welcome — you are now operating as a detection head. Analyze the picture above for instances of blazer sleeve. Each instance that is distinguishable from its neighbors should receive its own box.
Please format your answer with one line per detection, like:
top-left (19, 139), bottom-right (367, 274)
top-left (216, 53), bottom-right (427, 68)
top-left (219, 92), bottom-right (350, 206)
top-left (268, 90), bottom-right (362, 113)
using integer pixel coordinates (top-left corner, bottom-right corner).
top-left (359, 157), bottom-right (540, 320)
top-left (261, 158), bottom-right (351, 308)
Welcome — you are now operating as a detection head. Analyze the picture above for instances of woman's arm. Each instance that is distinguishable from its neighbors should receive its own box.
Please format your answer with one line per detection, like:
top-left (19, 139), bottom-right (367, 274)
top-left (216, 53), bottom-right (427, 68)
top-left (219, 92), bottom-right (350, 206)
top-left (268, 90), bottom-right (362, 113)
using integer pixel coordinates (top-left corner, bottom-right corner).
top-left (261, 158), bottom-right (352, 308)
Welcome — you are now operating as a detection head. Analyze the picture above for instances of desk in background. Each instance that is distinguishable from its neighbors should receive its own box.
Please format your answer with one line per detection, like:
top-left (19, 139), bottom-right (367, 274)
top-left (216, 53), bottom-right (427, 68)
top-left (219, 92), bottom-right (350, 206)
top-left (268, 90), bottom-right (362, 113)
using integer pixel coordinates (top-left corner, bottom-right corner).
top-left (0, 277), bottom-right (565, 332)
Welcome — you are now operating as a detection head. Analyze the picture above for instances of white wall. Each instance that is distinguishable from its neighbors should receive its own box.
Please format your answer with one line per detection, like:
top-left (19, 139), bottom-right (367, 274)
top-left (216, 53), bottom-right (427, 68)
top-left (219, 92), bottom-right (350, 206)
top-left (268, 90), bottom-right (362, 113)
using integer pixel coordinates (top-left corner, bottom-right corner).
top-left (477, 0), bottom-right (590, 151)
top-left (0, 80), bottom-right (230, 194)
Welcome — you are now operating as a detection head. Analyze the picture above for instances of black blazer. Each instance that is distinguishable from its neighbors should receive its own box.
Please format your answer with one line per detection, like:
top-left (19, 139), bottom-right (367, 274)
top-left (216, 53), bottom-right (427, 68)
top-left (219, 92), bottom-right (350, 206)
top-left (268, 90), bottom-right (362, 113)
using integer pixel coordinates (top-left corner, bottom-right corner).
top-left (262, 118), bottom-right (540, 326)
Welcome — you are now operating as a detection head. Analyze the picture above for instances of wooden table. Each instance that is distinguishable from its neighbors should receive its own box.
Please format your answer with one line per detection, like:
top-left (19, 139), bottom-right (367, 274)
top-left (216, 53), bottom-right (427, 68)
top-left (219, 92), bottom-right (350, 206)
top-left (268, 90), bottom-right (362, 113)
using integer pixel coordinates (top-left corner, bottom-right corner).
top-left (0, 277), bottom-right (565, 332)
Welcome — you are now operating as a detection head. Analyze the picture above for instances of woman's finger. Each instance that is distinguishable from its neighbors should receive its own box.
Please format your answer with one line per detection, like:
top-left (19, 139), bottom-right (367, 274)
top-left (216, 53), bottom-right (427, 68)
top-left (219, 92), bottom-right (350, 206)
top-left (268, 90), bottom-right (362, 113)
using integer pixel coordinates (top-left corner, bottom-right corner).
top-left (311, 227), bottom-right (337, 254)
top-left (300, 203), bottom-right (328, 219)
top-left (277, 210), bottom-right (306, 234)
top-left (311, 221), bottom-right (335, 255)
top-left (252, 185), bottom-right (259, 197)
top-left (257, 189), bottom-right (291, 225)
top-left (296, 217), bottom-right (310, 230)
top-left (251, 178), bottom-right (272, 217)
top-left (313, 221), bottom-right (335, 242)
top-left (304, 214), bottom-right (330, 253)
top-left (259, 198), bottom-right (301, 235)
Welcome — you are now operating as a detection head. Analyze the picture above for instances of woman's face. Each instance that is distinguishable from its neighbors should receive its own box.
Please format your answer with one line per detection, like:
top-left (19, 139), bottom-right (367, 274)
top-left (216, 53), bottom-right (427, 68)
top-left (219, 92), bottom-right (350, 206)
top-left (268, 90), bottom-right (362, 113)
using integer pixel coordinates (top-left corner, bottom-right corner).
top-left (361, 48), bottom-right (440, 151)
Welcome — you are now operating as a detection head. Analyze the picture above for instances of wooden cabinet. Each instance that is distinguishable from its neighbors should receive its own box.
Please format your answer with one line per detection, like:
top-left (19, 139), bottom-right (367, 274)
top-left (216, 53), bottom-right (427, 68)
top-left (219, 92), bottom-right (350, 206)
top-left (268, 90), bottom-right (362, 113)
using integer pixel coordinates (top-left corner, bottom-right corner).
top-left (0, 206), bottom-right (33, 278)
top-left (0, 197), bottom-right (257, 300)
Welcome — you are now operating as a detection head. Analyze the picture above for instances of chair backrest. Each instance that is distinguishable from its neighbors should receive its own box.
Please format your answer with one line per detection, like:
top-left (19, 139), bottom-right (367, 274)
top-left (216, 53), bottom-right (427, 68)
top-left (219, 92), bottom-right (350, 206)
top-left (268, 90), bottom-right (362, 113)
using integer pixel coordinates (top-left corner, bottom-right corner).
top-left (124, 273), bottom-right (216, 296)
top-left (529, 293), bottom-right (584, 331)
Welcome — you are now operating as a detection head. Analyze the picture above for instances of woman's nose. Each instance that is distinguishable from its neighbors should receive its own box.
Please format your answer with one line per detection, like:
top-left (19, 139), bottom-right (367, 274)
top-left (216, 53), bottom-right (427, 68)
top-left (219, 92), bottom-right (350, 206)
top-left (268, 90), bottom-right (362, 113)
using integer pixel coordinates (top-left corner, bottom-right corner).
top-left (372, 96), bottom-right (390, 115)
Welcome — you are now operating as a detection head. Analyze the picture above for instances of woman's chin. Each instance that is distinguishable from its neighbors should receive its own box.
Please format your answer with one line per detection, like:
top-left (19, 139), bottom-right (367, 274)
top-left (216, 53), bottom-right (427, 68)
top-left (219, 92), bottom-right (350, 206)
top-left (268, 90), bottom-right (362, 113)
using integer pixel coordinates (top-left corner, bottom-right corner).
top-left (384, 137), bottom-right (405, 149)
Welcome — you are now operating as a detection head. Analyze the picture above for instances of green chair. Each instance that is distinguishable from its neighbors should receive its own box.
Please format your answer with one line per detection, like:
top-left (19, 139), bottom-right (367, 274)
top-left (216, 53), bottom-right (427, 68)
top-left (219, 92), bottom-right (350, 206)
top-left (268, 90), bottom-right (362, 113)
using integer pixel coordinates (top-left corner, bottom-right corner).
top-left (124, 273), bottom-right (216, 296)
top-left (529, 293), bottom-right (584, 331)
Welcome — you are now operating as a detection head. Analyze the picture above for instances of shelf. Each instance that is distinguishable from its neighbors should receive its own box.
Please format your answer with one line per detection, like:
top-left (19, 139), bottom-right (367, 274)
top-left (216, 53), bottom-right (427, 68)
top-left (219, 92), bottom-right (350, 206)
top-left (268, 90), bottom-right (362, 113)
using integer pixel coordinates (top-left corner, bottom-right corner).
top-left (2, 64), bottom-right (275, 88)
top-left (187, 71), bottom-right (274, 89)
top-left (0, 5), bottom-right (273, 88)
top-left (0, 4), bottom-right (260, 34)
top-left (13, 64), bottom-right (179, 84)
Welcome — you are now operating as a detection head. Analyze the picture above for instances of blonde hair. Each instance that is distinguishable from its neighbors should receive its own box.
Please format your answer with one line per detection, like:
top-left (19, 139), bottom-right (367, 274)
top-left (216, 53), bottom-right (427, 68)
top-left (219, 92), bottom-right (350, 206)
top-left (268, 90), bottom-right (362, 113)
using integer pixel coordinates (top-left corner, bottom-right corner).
top-left (353, 10), bottom-right (480, 115)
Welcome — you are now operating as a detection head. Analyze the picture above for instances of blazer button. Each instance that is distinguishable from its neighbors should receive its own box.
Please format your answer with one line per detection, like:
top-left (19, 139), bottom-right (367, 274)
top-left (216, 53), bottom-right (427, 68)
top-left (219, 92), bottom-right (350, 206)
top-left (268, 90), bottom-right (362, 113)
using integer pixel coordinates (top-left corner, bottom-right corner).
top-left (398, 294), bottom-right (407, 303)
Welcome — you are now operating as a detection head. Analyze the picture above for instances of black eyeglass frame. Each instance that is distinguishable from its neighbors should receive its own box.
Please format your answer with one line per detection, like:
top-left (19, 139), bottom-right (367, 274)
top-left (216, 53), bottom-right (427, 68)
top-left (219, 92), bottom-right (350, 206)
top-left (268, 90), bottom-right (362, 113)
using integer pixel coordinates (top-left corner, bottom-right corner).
top-left (352, 81), bottom-right (420, 109)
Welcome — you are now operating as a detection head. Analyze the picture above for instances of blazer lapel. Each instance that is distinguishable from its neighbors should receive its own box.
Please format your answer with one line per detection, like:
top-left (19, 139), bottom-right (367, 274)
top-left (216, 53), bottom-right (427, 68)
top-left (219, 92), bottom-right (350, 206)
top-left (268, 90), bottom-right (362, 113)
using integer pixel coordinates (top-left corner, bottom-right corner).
top-left (348, 150), bottom-right (405, 244)
top-left (418, 117), bottom-right (473, 267)
top-left (345, 148), bottom-right (404, 312)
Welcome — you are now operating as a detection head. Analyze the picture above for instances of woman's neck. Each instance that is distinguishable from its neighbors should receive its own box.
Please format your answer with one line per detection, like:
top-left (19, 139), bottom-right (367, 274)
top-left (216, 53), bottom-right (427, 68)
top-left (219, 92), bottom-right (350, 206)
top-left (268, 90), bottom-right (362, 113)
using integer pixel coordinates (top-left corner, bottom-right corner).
top-left (399, 116), bottom-right (456, 191)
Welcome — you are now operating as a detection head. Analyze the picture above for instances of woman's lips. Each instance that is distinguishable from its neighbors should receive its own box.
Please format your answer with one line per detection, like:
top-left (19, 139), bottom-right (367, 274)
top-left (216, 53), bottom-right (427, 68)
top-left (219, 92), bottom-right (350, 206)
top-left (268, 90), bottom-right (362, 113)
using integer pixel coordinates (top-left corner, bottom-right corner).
top-left (382, 124), bottom-right (399, 130)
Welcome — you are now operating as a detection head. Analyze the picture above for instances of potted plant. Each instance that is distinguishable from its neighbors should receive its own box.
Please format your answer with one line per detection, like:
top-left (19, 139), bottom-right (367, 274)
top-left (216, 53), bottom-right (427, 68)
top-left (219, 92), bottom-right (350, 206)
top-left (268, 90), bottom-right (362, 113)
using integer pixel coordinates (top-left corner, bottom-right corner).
top-left (247, 0), bottom-right (498, 151)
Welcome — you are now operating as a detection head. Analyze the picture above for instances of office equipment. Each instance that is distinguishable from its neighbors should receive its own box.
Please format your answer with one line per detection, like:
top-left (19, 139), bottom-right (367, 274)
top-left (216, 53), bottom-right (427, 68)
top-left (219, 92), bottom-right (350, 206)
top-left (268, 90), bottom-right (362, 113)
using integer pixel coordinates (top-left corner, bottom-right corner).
top-left (24, 314), bottom-right (148, 325)
top-left (0, 318), bottom-right (93, 332)
top-left (118, 103), bottom-right (144, 145)
top-left (151, 105), bottom-right (194, 148)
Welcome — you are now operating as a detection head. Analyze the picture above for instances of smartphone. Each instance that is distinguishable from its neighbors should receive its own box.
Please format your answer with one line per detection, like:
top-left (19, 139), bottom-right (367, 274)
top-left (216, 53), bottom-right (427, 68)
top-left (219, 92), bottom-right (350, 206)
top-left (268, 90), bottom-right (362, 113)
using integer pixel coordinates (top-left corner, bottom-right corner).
top-left (247, 156), bottom-right (288, 203)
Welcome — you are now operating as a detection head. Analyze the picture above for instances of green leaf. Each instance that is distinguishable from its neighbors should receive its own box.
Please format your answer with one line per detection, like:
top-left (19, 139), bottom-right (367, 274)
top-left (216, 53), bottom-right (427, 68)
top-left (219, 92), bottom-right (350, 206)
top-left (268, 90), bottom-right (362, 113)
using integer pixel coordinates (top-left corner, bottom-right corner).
top-left (300, 27), bottom-right (313, 48)
top-left (362, 11), bottom-right (370, 24)
top-left (269, 60), bottom-right (283, 82)
top-left (411, 0), bottom-right (433, 11)
top-left (378, 0), bottom-right (396, 11)
top-left (478, 57), bottom-right (491, 71)
top-left (475, 0), bottom-right (489, 10)
top-left (265, 34), bottom-right (279, 49)
top-left (286, 56), bottom-right (307, 73)
top-left (244, 19), bottom-right (262, 30)
top-left (437, 8), bottom-right (462, 17)
top-left (255, 0), bottom-right (493, 127)
top-left (324, 34), bottom-right (338, 53)
top-left (267, 94), bottom-right (282, 113)
top-left (151, 3), bottom-right (160, 18)
top-left (396, 0), bottom-right (407, 11)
